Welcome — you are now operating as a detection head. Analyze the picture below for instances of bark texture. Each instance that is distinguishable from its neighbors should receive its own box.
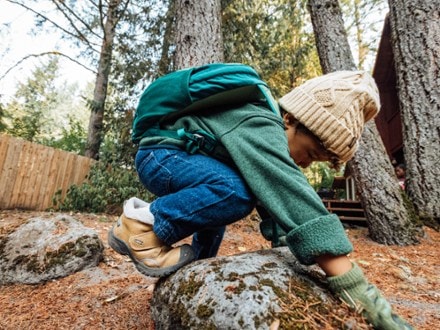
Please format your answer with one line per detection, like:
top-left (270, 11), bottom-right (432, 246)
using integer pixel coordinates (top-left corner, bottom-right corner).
top-left (307, 0), bottom-right (356, 72)
top-left (388, 0), bottom-right (440, 222)
top-left (348, 123), bottom-right (422, 243)
top-left (174, 0), bottom-right (224, 69)
top-left (85, 0), bottom-right (122, 160)
top-left (307, 0), bottom-right (422, 244)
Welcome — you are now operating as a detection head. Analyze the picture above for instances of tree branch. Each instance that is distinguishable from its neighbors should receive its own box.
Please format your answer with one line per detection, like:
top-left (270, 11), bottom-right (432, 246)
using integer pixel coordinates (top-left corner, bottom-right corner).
top-left (98, 0), bottom-right (106, 33)
top-left (6, 0), bottom-right (100, 50)
top-left (115, 0), bottom-right (131, 26)
top-left (50, 0), bottom-right (102, 40)
top-left (0, 52), bottom-right (97, 81)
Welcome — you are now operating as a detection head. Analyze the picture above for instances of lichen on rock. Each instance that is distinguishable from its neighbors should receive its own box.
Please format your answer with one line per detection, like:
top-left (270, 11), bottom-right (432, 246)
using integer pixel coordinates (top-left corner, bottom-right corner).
top-left (151, 248), bottom-right (370, 329)
top-left (0, 215), bottom-right (103, 284)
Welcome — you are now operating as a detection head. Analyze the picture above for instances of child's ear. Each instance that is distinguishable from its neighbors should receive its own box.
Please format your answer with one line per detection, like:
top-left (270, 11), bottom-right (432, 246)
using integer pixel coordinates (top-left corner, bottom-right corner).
top-left (283, 113), bottom-right (294, 127)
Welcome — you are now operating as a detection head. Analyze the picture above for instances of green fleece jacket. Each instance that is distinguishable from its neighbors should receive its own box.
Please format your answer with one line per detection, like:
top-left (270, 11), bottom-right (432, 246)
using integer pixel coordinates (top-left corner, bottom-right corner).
top-left (138, 103), bottom-right (353, 265)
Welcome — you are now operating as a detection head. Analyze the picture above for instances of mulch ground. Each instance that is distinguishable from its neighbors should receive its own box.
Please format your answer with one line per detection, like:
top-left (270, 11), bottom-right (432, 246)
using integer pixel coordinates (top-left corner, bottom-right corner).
top-left (0, 210), bottom-right (438, 329)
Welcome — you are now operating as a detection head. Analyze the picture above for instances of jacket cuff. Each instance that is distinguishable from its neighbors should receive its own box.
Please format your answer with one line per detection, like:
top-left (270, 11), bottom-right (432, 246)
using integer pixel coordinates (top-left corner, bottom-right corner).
top-left (285, 214), bottom-right (353, 265)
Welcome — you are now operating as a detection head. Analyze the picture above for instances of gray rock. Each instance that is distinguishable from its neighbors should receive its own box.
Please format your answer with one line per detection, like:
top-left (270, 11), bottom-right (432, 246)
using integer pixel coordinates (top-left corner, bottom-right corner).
top-left (151, 247), bottom-right (367, 329)
top-left (0, 215), bottom-right (103, 284)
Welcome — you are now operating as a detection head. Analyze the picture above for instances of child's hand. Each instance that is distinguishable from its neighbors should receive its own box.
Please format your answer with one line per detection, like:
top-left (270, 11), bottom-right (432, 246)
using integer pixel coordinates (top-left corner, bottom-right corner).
top-left (342, 283), bottom-right (413, 330)
top-left (327, 263), bottom-right (414, 330)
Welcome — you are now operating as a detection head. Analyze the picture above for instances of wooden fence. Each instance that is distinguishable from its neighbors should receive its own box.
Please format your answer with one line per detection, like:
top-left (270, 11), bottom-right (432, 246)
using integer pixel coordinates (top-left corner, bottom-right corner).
top-left (0, 134), bottom-right (94, 211)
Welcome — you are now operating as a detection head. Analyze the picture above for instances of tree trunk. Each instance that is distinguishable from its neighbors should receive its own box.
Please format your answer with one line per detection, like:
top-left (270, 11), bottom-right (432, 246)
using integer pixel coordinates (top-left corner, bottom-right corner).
top-left (157, 0), bottom-right (176, 76)
top-left (85, 0), bottom-right (122, 160)
top-left (348, 123), bottom-right (422, 244)
top-left (174, 0), bottom-right (224, 69)
top-left (308, 0), bottom-right (356, 72)
top-left (387, 0), bottom-right (440, 224)
top-left (307, 0), bottom-right (423, 244)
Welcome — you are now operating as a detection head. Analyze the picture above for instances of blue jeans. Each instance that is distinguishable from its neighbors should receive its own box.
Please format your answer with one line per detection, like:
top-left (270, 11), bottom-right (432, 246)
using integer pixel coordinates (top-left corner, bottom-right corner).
top-left (135, 148), bottom-right (256, 259)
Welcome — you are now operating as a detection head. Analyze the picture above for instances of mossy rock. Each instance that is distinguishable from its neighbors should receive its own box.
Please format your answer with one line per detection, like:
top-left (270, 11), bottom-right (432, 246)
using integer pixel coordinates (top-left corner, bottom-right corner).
top-left (151, 248), bottom-right (370, 329)
top-left (0, 215), bottom-right (103, 284)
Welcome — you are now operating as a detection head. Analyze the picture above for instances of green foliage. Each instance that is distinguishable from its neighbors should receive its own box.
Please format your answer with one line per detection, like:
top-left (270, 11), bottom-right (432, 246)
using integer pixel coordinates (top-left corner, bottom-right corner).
top-left (3, 56), bottom-right (89, 147)
top-left (339, 0), bottom-right (389, 70)
top-left (43, 117), bottom-right (87, 154)
top-left (221, 0), bottom-right (321, 98)
top-left (111, 0), bottom-right (170, 97)
top-left (4, 57), bottom-right (60, 142)
top-left (53, 101), bottom-right (145, 214)
top-left (0, 102), bottom-right (10, 132)
top-left (54, 161), bottom-right (153, 215)
top-left (303, 162), bottom-right (342, 191)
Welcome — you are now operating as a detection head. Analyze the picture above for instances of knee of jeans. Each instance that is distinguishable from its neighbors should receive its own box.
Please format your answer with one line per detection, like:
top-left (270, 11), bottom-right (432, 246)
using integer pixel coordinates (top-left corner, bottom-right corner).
top-left (230, 186), bottom-right (256, 218)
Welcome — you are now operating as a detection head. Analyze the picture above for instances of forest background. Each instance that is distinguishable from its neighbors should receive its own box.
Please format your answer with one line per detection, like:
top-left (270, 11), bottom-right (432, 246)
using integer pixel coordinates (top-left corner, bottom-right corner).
top-left (0, 0), bottom-right (389, 214)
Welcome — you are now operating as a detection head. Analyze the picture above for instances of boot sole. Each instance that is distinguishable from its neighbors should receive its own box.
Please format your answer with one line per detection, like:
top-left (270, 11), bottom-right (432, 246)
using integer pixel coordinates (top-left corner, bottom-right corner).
top-left (108, 225), bottom-right (195, 278)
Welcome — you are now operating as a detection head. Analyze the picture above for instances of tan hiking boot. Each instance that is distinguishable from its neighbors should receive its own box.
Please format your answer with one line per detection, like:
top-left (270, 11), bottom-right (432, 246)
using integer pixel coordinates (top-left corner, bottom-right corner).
top-left (108, 213), bottom-right (195, 277)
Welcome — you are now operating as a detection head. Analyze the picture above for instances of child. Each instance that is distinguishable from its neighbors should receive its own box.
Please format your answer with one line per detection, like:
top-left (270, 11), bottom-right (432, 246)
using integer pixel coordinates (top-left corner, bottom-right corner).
top-left (109, 70), bottom-right (413, 329)
top-left (395, 163), bottom-right (406, 190)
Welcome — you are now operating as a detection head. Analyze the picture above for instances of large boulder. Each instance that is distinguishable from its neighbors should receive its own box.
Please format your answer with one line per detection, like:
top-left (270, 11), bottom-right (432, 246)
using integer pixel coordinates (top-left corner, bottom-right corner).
top-left (0, 215), bottom-right (103, 284)
top-left (151, 247), bottom-right (369, 329)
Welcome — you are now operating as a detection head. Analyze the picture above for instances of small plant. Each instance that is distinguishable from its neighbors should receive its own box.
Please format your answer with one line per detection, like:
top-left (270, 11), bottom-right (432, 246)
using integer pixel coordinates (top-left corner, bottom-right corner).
top-left (53, 161), bottom-right (153, 214)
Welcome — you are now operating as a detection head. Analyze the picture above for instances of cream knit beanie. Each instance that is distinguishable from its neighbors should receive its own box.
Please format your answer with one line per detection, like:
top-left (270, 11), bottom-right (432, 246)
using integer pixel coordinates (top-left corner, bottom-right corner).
top-left (279, 71), bottom-right (380, 162)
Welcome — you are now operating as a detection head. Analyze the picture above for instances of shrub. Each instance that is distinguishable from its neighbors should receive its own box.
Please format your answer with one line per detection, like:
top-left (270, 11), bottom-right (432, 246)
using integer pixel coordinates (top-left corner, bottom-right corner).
top-left (53, 161), bottom-right (154, 214)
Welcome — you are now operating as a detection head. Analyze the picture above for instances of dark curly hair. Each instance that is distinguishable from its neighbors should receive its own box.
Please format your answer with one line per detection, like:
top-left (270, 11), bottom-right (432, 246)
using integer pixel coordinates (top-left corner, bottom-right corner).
top-left (281, 109), bottom-right (342, 170)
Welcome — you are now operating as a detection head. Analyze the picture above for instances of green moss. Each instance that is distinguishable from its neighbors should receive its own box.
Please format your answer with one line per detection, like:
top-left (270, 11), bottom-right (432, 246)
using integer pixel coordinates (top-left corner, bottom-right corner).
top-left (0, 236), bottom-right (8, 260)
top-left (44, 236), bottom-right (102, 270)
top-left (196, 304), bottom-right (214, 318)
top-left (168, 275), bottom-right (218, 328)
top-left (168, 296), bottom-right (192, 327)
top-left (264, 276), bottom-right (365, 329)
top-left (402, 188), bottom-right (440, 231)
top-left (176, 273), bottom-right (204, 299)
top-left (227, 272), bottom-right (239, 280)
top-left (262, 262), bottom-right (278, 269)
top-left (400, 190), bottom-right (423, 225)
top-left (259, 278), bottom-right (287, 300)
top-left (203, 322), bottom-right (217, 330)
top-left (253, 314), bottom-right (264, 328)
top-left (10, 254), bottom-right (40, 272)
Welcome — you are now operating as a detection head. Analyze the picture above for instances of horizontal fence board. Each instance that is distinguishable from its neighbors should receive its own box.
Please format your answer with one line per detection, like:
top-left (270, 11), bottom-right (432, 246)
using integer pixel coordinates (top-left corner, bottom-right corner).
top-left (0, 134), bottom-right (94, 211)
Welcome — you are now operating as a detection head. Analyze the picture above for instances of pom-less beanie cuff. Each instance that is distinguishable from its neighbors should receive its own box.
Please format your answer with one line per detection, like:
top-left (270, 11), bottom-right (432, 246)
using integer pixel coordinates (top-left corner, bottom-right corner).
top-left (279, 71), bottom-right (380, 163)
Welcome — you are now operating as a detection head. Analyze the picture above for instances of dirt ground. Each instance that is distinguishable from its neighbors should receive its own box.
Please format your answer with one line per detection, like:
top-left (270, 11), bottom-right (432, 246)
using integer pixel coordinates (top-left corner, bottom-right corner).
top-left (0, 210), bottom-right (438, 330)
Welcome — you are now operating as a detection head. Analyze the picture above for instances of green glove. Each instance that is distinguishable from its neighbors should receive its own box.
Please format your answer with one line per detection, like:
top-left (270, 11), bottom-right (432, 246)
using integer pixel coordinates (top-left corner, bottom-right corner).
top-left (327, 263), bottom-right (414, 330)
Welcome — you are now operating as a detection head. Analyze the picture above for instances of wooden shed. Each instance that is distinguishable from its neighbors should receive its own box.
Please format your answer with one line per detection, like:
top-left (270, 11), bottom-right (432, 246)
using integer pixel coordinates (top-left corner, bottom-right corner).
top-left (372, 16), bottom-right (404, 164)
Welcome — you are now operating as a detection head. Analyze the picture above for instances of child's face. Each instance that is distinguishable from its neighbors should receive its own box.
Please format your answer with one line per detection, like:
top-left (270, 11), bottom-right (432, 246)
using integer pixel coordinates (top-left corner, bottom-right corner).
top-left (284, 114), bottom-right (332, 168)
top-left (395, 167), bottom-right (405, 178)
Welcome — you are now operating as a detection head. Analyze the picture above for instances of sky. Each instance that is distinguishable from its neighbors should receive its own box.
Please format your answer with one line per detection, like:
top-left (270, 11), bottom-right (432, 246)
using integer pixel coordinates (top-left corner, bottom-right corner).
top-left (0, 1), bottom-right (95, 102)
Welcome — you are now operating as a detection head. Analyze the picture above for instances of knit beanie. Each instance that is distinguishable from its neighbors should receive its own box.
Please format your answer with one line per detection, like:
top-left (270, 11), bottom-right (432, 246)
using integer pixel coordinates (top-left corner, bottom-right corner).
top-left (279, 71), bottom-right (380, 162)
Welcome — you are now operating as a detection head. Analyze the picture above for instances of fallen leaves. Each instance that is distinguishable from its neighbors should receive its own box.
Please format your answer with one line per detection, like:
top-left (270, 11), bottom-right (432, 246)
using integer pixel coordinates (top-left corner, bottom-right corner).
top-left (0, 210), bottom-right (438, 329)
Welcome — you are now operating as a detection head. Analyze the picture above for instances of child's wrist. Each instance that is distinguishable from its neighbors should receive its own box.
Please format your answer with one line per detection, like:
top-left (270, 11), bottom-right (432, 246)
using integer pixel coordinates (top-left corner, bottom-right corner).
top-left (326, 262), bottom-right (369, 300)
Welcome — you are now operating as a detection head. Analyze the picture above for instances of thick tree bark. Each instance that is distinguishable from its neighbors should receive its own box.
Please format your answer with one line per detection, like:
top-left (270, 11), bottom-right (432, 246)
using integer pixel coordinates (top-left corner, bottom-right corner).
top-left (387, 1), bottom-right (440, 223)
top-left (85, 0), bottom-right (122, 160)
top-left (308, 0), bottom-right (356, 72)
top-left (174, 0), bottom-right (224, 69)
top-left (307, 0), bottom-right (422, 244)
top-left (348, 123), bottom-right (422, 244)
